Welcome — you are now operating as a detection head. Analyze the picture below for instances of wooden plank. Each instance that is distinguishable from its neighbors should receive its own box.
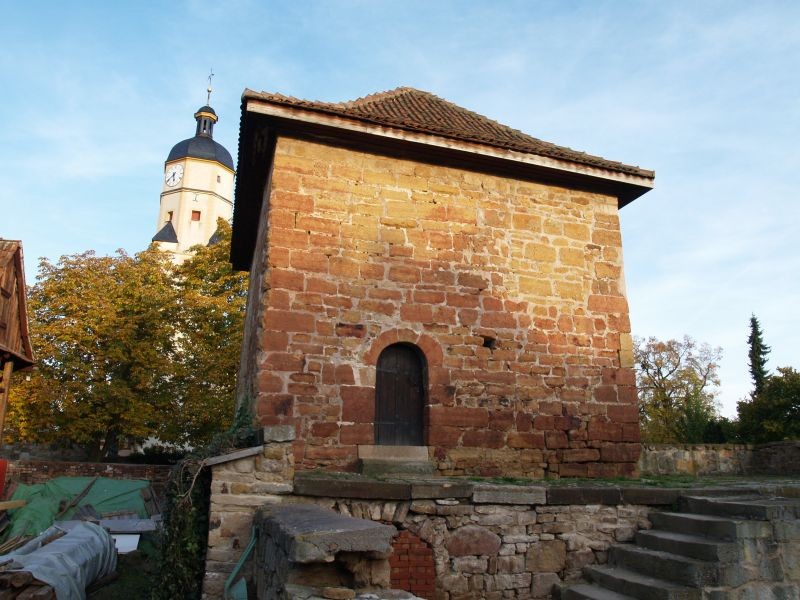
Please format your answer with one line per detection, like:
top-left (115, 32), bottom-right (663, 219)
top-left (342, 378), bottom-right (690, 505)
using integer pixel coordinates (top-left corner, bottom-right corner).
top-left (55, 475), bottom-right (98, 519)
top-left (0, 536), bottom-right (26, 554)
top-left (204, 445), bottom-right (263, 466)
top-left (39, 529), bottom-right (66, 547)
top-left (0, 361), bottom-right (12, 445)
top-left (0, 500), bottom-right (26, 511)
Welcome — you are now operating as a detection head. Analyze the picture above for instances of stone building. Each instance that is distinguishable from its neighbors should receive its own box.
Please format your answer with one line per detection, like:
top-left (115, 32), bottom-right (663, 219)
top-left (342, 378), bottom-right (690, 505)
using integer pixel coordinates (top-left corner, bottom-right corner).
top-left (230, 87), bottom-right (654, 479)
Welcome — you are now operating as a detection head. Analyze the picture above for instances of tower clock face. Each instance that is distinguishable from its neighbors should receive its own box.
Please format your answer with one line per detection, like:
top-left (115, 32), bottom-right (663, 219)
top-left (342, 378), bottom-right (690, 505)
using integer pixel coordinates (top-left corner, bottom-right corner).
top-left (165, 164), bottom-right (184, 187)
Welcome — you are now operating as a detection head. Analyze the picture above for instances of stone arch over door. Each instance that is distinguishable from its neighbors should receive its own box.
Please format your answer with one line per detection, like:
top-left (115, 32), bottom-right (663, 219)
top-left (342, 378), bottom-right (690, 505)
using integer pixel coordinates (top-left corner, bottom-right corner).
top-left (375, 343), bottom-right (426, 446)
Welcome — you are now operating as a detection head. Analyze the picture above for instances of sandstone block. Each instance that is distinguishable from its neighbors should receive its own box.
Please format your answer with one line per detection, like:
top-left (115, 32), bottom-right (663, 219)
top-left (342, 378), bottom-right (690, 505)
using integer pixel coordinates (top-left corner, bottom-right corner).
top-left (263, 425), bottom-right (296, 442)
top-left (472, 485), bottom-right (546, 505)
top-left (446, 525), bottom-right (502, 557)
top-left (526, 540), bottom-right (566, 572)
top-left (452, 556), bottom-right (488, 573)
top-left (531, 573), bottom-right (561, 598)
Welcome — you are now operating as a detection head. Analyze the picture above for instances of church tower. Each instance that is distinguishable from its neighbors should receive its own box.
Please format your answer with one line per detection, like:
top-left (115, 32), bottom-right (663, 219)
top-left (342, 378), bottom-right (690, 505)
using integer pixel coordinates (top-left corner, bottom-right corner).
top-left (153, 90), bottom-right (235, 263)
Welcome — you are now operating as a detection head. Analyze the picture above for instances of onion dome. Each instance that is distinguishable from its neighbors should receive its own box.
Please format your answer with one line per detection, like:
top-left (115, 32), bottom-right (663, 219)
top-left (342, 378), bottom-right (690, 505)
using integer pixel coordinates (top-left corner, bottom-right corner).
top-left (166, 105), bottom-right (234, 170)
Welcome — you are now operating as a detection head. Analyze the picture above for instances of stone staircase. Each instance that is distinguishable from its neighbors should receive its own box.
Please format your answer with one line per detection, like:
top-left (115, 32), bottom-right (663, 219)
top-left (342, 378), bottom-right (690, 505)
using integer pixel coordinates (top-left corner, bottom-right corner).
top-left (563, 494), bottom-right (800, 600)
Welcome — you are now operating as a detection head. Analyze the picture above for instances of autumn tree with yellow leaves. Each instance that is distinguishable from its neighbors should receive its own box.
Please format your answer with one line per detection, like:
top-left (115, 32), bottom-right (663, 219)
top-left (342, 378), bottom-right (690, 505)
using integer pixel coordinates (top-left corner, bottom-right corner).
top-left (9, 220), bottom-right (248, 460)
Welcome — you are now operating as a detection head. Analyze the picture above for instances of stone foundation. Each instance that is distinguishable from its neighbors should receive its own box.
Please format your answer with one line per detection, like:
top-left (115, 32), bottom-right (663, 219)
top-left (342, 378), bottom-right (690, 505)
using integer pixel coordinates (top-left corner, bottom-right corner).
top-left (639, 441), bottom-right (800, 477)
top-left (202, 440), bottom-right (800, 599)
top-left (318, 494), bottom-right (650, 599)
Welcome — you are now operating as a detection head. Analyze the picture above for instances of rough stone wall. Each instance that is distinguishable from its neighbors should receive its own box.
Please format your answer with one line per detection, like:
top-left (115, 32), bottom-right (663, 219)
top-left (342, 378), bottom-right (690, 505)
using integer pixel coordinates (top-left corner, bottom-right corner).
top-left (720, 518), bottom-right (800, 599)
top-left (751, 441), bottom-right (800, 476)
top-left (638, 442), bottom-right (800, 477)
top-left (302, 496), bottom-right (649, 600)
top-left (201, 454), bottom-right (650, 600)
top-left (202, 434), bottom-right (295, 599)
top-left (638, 444), bottom-right (753, 476)
top-left (243, 137), bottom-right (640, 477)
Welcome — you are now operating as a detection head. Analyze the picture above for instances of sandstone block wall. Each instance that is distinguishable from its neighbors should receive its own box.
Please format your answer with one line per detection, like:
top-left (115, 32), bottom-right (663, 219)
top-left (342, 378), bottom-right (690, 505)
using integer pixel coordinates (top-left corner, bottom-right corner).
top-left (751, 441), bottom-right (800, 476)
top-left (638, 442), bottom-right (800, 477)
top-left (638, 444), bottom-right (753, 476)
top-left (239, 137), bottom-right (640, 477)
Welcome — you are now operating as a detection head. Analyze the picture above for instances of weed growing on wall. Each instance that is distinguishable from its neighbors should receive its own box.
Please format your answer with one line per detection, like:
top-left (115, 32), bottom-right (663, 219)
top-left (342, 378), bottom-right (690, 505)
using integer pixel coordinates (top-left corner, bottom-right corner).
top-left (152, 403), bottom-right (259, 600)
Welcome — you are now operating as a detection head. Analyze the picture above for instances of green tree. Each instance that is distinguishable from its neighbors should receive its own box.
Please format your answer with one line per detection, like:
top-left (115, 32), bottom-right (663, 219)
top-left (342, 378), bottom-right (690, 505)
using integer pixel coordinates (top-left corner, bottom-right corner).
top-left (634, 336), bottom-right (723, 443)
top-left (9, 248), bottom-right (180, 460)
top-left (747, 314), bottom-right (771, 396)
top-left (164, 219), bottom-right (249, 446)
top-left (8, 220), bottom-right (249, 458)
top-left (738, 367), bottom-right (800, 443)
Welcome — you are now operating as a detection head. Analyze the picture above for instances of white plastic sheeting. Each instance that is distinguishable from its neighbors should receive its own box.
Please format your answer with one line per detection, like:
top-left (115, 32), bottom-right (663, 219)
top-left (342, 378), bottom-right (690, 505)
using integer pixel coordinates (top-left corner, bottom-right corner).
top-left (1, 521), bottom-right (117, 599)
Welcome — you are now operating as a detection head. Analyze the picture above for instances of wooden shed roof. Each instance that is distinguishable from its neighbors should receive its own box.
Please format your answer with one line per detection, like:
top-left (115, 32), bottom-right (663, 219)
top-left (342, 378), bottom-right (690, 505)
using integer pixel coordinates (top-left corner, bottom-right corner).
top-left (0, 240), bottom-right (34, 370)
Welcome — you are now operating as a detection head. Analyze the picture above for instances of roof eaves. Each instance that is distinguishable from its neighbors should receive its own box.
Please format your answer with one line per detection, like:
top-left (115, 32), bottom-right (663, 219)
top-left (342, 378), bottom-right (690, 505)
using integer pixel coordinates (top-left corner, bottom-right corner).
top-left (243, 97), bottom-right (655, 190)
top-left (241, 89), bottom-right (654, 181)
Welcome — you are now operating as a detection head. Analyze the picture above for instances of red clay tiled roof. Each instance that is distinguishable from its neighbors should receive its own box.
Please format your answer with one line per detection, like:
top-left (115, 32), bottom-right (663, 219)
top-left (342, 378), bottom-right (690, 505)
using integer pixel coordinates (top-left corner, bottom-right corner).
top-left (244, 87), bottom-right (653, 179)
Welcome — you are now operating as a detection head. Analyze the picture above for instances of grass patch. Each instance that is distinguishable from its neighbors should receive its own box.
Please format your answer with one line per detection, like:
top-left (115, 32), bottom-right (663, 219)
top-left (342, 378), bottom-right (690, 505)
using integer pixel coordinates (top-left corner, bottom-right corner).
top-left (89, 534), bottom-right (158, 600)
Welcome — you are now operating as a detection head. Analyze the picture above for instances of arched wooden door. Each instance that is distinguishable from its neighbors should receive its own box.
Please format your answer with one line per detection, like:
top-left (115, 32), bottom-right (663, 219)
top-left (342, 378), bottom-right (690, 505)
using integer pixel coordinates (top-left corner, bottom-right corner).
top-left (375, 344), bottom-right (425, 446)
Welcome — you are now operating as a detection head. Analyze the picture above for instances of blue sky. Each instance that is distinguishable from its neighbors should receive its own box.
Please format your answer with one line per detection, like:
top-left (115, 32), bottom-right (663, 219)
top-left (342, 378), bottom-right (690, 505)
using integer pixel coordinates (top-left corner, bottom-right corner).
top-left (2, 0), bottom-right (799, 416)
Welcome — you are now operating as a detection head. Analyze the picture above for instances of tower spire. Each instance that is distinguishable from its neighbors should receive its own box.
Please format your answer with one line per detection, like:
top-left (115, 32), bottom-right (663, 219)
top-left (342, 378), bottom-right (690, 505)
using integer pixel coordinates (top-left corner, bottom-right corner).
top-left (206, 69), bottom-right (214, 105)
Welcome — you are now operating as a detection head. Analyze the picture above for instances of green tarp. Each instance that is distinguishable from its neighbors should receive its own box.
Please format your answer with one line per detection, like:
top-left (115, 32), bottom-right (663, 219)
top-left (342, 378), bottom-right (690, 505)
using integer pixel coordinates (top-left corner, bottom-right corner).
top-left (5, 476), bottom-right (150, 540)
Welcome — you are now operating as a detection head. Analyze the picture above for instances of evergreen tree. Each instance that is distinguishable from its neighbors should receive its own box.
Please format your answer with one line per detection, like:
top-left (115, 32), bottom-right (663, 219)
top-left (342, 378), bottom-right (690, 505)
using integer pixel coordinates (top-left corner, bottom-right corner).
top-left (747, 314), bottom-right (771, 395)
top-left (738, 367), bottom-right (800, 443)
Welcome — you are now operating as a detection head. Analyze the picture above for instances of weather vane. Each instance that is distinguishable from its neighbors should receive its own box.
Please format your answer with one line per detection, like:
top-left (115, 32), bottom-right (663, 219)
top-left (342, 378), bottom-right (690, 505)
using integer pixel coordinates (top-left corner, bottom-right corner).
top-left (207, 69), bottom-right (215, 105)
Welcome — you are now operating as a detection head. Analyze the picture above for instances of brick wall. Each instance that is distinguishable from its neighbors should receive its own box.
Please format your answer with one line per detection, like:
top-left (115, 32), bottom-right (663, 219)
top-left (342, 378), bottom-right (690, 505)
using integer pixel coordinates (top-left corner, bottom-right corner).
top-left (390, 529), bottom-right (436, 597)
top-left (241, 137), bottom-right (640, 477)
top-left (6, 460), bottom-right (172, 489)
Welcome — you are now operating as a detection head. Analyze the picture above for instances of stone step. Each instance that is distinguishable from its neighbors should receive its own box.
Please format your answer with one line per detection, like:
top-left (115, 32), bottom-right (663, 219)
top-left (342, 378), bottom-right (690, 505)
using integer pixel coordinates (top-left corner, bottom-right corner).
top-left (562, 583), bottom-right (637, 600)
top-left (583, 565), bottom-right (700, 600)
top-left (358, 459), bottom-right (436, 476)
top-left (649, 511), bottom-right (772, 541)
top-left (357, 445), bottom-right (436, 476)
top-left (609, 545), bottom-right (717, 587)
top-left (635, 529), bottom-right (738, 562)
top-left (679, 495), bottom-right (800, 521)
